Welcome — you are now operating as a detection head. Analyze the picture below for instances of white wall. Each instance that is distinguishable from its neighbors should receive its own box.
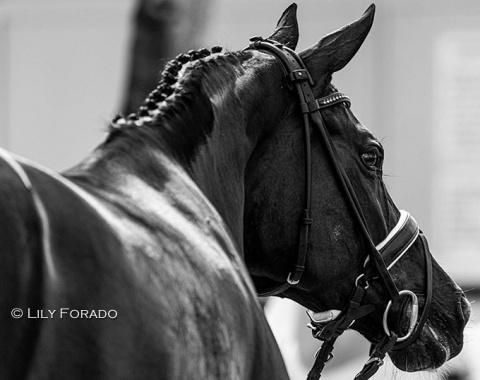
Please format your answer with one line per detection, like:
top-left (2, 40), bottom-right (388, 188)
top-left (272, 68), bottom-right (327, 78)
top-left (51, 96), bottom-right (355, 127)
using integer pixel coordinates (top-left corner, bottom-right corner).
top-left (0, 0), bottom-right (133, 171)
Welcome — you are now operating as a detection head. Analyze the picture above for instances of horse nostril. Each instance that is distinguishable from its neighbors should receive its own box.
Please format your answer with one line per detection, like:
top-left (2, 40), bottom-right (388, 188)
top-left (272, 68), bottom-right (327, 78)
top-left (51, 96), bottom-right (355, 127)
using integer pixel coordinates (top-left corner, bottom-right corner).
top-left (460, 295), bottom-right (471, 324)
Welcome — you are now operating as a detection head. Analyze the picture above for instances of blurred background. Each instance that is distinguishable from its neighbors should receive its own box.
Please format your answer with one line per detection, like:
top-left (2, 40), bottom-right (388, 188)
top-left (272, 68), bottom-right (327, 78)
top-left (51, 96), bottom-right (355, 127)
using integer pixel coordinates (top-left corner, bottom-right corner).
top-left (0, 0), bottom-right (479, 379)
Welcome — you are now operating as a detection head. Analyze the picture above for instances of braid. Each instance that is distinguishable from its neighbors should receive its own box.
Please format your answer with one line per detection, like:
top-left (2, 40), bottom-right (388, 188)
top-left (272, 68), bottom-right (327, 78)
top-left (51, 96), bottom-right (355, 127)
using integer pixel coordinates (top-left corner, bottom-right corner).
top-left (111, 46), bottom-right (223, 129)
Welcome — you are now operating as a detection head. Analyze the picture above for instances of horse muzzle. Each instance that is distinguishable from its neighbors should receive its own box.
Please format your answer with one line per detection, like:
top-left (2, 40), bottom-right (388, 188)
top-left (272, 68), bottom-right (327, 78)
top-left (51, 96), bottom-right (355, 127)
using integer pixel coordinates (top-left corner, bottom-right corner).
top-left (386, 239), bottom-right (471, 372)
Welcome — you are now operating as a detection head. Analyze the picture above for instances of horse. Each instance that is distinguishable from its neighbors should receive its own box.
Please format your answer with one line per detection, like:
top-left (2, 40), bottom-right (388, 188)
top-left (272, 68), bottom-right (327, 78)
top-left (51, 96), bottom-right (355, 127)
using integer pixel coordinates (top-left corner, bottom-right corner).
top-left (0, 3), bottom-right (470, 379)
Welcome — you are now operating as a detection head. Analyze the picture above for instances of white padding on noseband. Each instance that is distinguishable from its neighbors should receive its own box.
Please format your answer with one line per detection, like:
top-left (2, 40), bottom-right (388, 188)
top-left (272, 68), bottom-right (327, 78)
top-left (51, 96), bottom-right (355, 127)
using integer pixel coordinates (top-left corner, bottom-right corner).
top-left (376, 210), bottom-right (409, 251)
top-left (376, 210), bottom-right (419, 270)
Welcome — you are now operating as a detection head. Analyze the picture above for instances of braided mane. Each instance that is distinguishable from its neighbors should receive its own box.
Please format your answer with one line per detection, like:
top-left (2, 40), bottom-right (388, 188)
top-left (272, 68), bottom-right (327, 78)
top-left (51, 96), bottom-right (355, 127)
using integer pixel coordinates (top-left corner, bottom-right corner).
top-left (109, 46), bottom-right (224, 132)
top-left (104, 45), bottom-right (252, 164)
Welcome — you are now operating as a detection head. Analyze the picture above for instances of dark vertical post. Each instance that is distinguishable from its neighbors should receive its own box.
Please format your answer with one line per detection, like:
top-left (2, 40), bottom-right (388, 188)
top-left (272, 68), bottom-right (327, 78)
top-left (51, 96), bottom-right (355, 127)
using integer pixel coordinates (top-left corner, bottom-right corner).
top-left (121, 0), bottom-right (212, 114)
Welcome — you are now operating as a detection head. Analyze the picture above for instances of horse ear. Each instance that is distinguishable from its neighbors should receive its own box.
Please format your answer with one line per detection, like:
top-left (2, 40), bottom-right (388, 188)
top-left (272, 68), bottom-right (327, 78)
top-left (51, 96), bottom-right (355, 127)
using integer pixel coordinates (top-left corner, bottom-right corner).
top-left (267, 3), bottom-right (299, 50)
top-left (301, 4), bottom-right (375, 85)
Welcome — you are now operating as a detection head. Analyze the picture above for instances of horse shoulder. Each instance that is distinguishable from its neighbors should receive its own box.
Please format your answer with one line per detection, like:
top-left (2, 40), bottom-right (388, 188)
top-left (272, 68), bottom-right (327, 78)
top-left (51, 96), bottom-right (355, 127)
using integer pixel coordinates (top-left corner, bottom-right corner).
top-left (6, 160), bottom-right (287, 379)
top-left (118, 196), bottom-right (289, 379)
top-left (97, 181), bottom-right (291, 380)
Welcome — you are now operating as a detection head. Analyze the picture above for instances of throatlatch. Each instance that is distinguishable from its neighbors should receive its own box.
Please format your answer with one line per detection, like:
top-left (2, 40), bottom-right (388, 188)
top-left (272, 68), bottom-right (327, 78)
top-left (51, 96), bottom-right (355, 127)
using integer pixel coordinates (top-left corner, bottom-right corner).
top-left (245, 36), bottom-right (433, 380)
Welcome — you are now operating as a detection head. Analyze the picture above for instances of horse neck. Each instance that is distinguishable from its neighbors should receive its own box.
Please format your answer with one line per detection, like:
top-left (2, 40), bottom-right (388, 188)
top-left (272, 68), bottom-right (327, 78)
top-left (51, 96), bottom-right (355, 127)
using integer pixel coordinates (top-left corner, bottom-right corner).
top-left (163, 58), bottom-right (254, 248)
top-left (70, 61), bottom-right (253, 250)
top-left (186, 116), bottom-right (250, 249)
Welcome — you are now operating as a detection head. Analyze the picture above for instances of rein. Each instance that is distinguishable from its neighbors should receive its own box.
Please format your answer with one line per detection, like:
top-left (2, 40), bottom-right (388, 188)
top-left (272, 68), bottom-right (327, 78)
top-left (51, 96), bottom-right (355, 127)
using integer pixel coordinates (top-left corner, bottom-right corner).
top-left (245, 37), bottom-right (433, 380)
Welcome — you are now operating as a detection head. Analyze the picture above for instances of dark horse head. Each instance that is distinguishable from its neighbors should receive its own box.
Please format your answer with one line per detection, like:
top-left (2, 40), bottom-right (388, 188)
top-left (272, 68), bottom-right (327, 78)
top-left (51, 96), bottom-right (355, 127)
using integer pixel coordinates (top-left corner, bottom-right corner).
top-left (241, 4), bottom-right (470, 373)
top-left (2, 3), bottom-right (468, 379)
top-left (101, 3), bottom-right (469, 374)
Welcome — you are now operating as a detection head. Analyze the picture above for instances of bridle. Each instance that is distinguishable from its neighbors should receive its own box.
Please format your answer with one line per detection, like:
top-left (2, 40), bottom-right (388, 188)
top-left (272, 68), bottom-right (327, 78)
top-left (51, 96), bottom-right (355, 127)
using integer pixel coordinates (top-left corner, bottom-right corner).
top-left (245, 37), bottom-right (433, 380)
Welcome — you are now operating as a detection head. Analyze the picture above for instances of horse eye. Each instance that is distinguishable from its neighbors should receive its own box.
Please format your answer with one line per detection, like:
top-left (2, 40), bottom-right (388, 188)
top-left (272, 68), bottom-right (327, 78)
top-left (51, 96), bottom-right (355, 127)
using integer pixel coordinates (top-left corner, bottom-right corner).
top-left (361, 152), bottom-right (380, 169)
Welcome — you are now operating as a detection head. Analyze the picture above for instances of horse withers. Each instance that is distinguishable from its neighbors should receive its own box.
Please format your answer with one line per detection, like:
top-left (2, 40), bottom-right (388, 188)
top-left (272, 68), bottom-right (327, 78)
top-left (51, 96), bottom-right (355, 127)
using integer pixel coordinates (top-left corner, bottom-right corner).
top-left (0, 3), bottom-right (470, 379)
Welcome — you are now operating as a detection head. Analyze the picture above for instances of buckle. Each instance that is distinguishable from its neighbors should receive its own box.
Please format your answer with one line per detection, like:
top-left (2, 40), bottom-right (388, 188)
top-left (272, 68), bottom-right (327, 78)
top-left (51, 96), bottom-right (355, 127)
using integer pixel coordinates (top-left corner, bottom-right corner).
top-left (287, 272), bottom-right (300, 285)
top-left (355, 274), bottom-right (369, 289)
top-left (314, 348), bottom-right (334, 364)
top-left (365, 356), bottom-right (383, 367)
